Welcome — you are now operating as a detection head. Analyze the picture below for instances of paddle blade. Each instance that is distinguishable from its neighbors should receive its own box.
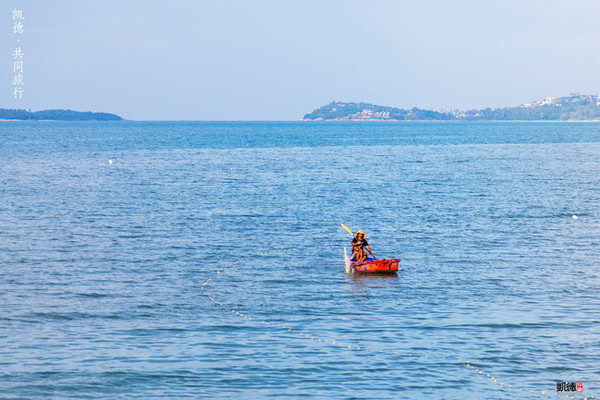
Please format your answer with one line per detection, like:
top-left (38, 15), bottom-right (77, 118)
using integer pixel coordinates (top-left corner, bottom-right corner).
top-left (341, 224), bottom-right (352, 236)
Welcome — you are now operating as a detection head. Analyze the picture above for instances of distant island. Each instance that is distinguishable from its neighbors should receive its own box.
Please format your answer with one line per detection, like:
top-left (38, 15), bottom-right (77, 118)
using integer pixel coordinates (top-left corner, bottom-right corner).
top-left (303, 94), bottom-right (600, 121)
top-left (0, 108), bottom-right (122, 121)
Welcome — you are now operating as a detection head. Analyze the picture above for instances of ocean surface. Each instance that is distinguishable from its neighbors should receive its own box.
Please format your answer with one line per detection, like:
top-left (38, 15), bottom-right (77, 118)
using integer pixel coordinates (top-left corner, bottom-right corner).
top-left (1, 121), bottom-right (599, 399)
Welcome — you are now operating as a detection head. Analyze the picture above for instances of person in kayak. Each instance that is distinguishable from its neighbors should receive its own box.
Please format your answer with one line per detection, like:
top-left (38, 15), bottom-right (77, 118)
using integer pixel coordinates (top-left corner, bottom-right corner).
top-left (352, 230), bottom-right (374, 262)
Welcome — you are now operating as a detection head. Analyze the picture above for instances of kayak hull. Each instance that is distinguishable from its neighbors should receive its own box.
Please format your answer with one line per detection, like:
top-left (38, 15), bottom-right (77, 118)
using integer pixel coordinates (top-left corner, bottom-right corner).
top-left (344, 249), bottom-right (400, 274)
top-left (350, 258), bottom-right (400, 273)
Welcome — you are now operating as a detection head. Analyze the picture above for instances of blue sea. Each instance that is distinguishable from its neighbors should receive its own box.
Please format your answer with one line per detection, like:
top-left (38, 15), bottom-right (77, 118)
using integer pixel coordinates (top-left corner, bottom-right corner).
top-left (1, 121), bottom-right (599, 399)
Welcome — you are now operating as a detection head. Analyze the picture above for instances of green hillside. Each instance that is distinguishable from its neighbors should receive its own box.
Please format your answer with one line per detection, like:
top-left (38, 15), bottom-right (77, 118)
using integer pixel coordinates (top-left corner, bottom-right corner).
top-left (303, 94), bottom-right (600, 121)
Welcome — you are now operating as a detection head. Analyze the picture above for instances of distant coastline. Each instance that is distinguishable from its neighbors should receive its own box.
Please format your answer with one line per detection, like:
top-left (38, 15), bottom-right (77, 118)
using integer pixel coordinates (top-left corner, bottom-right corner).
top-left (0, 108), bottom-right (122, 121)
top-left (303, 94), bottom-right (600, 122)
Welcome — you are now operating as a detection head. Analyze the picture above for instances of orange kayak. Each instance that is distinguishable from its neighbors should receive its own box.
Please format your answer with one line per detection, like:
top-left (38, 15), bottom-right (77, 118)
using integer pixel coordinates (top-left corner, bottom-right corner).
top-left (344, 249), bottom-right (400, 273)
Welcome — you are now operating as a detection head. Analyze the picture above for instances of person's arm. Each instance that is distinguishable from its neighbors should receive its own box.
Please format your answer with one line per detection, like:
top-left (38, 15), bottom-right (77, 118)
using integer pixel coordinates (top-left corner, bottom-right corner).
top-left (365, 245), bottom-right (374, 257)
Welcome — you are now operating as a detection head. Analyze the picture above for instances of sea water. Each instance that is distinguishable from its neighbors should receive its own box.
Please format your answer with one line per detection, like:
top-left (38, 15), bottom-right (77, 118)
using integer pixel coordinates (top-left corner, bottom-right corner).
top-left (1, 121), bottom-right (599, 399)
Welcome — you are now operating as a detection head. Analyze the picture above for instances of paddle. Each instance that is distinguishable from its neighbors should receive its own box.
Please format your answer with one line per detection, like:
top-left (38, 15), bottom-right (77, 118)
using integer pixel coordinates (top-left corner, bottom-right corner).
top-left (341, 224), bottom-right (353, 236)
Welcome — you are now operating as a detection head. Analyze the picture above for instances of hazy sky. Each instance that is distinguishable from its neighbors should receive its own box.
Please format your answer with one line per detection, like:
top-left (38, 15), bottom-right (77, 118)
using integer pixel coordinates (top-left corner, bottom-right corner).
top-left (3, 0), bottom-right (600, 120)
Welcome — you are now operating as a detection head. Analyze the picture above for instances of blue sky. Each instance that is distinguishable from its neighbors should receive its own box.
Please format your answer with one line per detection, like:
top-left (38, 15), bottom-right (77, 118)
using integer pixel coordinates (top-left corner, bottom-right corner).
top-left (3, 0), bottom-right (600, 120)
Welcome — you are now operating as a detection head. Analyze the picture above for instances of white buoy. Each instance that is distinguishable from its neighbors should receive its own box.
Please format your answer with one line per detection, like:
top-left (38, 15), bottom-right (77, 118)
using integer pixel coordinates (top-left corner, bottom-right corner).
top-left (108, 160), bottom-right (113, 165)
top-left (572, 215), bottom-right (578, 220)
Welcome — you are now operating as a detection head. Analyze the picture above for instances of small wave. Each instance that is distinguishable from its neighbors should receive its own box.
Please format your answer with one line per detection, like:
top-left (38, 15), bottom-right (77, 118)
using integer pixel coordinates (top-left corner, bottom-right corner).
top-left (445, 321), bottom-right (586, 330)
top-left (25, 311), bottom-right (126, 322)
top-left (75, 292), bottom-right (109, 298)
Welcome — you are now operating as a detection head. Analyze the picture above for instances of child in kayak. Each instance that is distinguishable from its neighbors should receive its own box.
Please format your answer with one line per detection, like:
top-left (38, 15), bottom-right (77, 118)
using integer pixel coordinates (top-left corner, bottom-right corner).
top-left (352, 230), bottom-right (374, 262)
